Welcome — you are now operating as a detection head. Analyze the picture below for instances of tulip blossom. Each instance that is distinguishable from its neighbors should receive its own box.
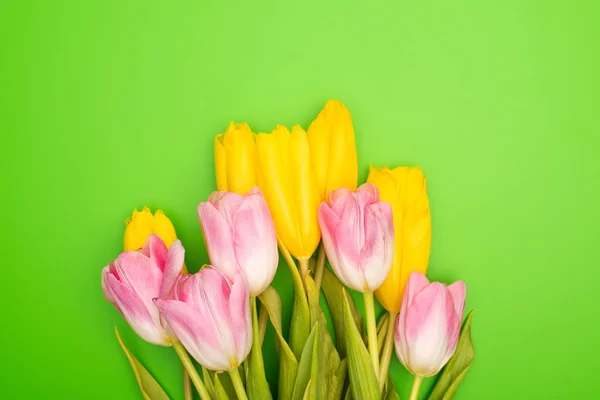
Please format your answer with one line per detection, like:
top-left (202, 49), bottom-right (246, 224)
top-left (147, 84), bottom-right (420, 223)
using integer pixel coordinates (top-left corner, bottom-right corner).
top-left (154, 267), bottom-right (252, 372)
top-left (307, 99), bottom-right (358, 201)
top-left (368, 166), bottom-right (431, 313)
top-left (124, 206), bottom-right (178, 252)
top-left (394, 272), bottom-right (467, 377)
top-left (197, 187), bottom-right (278, 297)
top-left (214, 122), bottom-right (259, 195)
top-left (102, 235), bottom-right (185, 346)
top-left (318, 183), bottom-right (394, 292)
top-left (256, 125), bottom-right (321, 260)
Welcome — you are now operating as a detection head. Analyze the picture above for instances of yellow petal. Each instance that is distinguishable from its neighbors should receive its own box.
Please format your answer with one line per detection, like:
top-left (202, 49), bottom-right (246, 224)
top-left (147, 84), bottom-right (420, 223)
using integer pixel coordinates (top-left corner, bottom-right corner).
top-left (307, 100), bottom-right (358, 201)
top-left (369, 166), bottom-right (431, 312)
top-left (123, 207), bottom-right (177, 251)
top-left (256, 125), bottom-right (321, 259)
top-left (222, 122), bottom-right (258, 194)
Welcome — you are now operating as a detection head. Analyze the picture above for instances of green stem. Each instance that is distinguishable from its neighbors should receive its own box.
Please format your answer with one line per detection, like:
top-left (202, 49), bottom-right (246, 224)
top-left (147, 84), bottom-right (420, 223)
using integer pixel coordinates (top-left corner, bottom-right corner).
top-left (298, 258), bottom-right (309, 285)
top-left (379, 311), bottom-right (398, 391)
top-left (409, 375), bottom-right (423, 400)
top-left (229, 367), bottom-right (249, 400)
top-left (172, 341), bottom-right (211, 400)
top-left (314, 243), bottom-right (327, 291)
top-left (363, 291), bottom-right (380, 381)
top-left (183, 368), bottom-right (192, 400)
top-left (258, 302), bottom-right (269, 345)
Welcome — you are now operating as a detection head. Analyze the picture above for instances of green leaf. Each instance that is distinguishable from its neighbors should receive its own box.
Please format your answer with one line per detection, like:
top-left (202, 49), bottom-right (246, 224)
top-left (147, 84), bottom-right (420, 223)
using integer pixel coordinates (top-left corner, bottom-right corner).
top-left (382, 378), bottom-right (400, 400)
top-left (342, 291), bottom-right (380, 399)
top-left (292, 323), bottom-right (319, 400)
top-left (377, 313), bottom-right (390, 357)
top-left (428, 310), bottom-right (476, 400)
top-left (306, 275), bottom-right (342, 400)
top-left (259, 286), bottom-right (299, 400)
top-left (288, 259), bottom-right (311, 360)
top-left (213, 373), bottom-right (232, 400)
top-left (114, 327), bottom-right (170, 400)
top-left (247, 298), bottom-right (273, 400)
top-left (331, 359), bottom-right (348, 400)
top-left (320, 267), bottom-right (363, 358)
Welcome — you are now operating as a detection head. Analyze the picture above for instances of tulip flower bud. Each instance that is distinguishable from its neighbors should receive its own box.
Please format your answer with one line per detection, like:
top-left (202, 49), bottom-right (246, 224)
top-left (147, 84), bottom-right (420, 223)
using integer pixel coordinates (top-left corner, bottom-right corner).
top-left (102, 235), bottom-right (185, 346)
top-left (154, 268), bottom-right (252, 372)
top-left (256, 125), bottom-right (321, 260)
top-left (394, 272), bottom-right (466, 377)
top-left (307, 100), bottom-right (358, 201)
top-left (197, 187), bottom-right (278, 297)
top-left (124, 206), bottom-right (178, 252)
top-left (214, 122), bottom-right (259, 195)
top-left (367, 166), bottom-right (431, 313)
top-left (317, 183), bottom-right (394, 292)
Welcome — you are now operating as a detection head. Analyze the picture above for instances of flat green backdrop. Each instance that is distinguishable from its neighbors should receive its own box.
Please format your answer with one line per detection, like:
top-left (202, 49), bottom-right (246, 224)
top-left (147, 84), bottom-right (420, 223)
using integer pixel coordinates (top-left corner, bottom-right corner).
top-left (2, 0), bottom-right (599, 399)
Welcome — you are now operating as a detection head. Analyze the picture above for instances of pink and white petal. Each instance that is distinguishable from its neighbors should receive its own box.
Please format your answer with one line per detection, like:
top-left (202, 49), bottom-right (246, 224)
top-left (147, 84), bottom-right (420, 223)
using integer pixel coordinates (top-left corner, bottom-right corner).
top-left (208, 191), bottom-right (245, 226)
top-left (114, 251), bottom-right (163, 311)
top-left (333, 219), bottom-right (366, 292)
top-left (403, 272), bottom-right (431, 309)
top-left (197, 202), bottom-right (239, 278)
top-left (232, 193), bottom-right (278, 296)
top-left (447, 280), bottom-right (467, 319)
top-left (141, 234), bottom-right (168, 271)
top-left (394, 312), bottom-right (410, 371)
top-left (328, 187), bottom-right (352, 209)
top-left (357, 183), bottom-right (380, 203)
top-left (229, 272), bottom-right (252, 365)
top-left (361, 203), bottom-right (393, 291)
top-left (105, 273), bottom-right (168, 345)
top-left (405, 283), bottom-right (450, 376)
top-left (160, 240), bottom-right (185, 298)
top-left (318, 203), bottom-right (341, 272)
top-left (154, 299), bottom-right (230, 370)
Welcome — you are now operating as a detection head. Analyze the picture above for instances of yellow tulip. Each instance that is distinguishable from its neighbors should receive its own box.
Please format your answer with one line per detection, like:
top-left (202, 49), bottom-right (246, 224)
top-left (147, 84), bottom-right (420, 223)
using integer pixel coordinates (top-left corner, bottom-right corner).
top-left (124, 206), bottom-right (188, 274)
top-left (214, 122), bottom-right (258, 194)
top-left (367, 166), bottom-right (431, 312)
top-left (255, 125), bottom-right (321, 260)
top-left (307, 100), bottom-right (358, 201)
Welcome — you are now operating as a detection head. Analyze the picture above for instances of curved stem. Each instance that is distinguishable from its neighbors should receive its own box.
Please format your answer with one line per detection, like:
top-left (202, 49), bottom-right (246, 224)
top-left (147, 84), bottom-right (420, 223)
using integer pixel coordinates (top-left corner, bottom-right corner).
top-left (379, 311), bottom-right (399, 391)
top-left (172, 341), bottom-right (211, 400)
top-left (229, 367), bottom-right (249, 400)
top-left (183, 369), bottom-right (192, 400)
top-left (363, 291), bottom-right (380, 381)
top-left (409, 375), bottom-right (423, 400)
top-left (314, 243), bottom-right (327, 291)
top-left (298, 258), bottom-right (309, 284)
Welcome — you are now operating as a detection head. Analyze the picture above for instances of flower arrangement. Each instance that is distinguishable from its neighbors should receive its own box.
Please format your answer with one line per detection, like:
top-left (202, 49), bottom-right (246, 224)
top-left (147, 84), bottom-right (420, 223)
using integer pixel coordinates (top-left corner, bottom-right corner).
top-left (101, 100), bottom-right (475, 400)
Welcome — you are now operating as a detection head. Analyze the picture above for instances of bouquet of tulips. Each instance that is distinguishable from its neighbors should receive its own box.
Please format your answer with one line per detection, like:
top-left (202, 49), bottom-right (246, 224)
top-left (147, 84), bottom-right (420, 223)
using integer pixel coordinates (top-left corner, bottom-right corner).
top-left (101, 100), bottom-right (475, 400)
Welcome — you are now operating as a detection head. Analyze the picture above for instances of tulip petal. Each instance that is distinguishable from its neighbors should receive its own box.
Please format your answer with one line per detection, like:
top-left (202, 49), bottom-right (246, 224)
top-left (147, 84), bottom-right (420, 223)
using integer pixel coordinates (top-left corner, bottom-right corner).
top-left (332, 199), bottom-right (366, 292)
top-left (361, 202), bottom-right (394, 291)
top-left (405, 283), bottom-right (455, 376)
top-left (154, 299), bottom-right (230, 370)
top-left (403, 272), bottom-right (431, 309)
top-left (112, 252), bottom-right (162, 317)
top-left (197, 202), bottom-right (239, 278)
top-left (208, 191), bottom-right (245, 227)
top-left (103, 268), bottom-right (168, 345)
top-left (214, 134), bottom-right (228, 192)
top-left (222, 122), bottom-right (258, 195)
top-left (232, 191), bottom-right (278, 296)
top-left (318, 203), bottom-right (342, 279)
top-left (356, 183), bottom-right (379, 203)
top-left (448, 281), bottom-right (467, 319)
top-left (229, 272), bottom-right (252, 365)
top-left (141, 234), bottom-right (168, 271)
top-left (160, 240), bottom-right (185, 298)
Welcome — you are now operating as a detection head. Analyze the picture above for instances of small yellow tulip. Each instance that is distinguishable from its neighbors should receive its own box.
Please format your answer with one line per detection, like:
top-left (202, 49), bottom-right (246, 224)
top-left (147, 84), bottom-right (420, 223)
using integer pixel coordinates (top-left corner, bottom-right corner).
top-left (307, 100), bottom-right (358, 201)
top-left (367, 166), bottom-right (431, 313)
top-left (255, 125), bottom-right (321, 260)
top-left (214, 122), bottom-right (258, 194)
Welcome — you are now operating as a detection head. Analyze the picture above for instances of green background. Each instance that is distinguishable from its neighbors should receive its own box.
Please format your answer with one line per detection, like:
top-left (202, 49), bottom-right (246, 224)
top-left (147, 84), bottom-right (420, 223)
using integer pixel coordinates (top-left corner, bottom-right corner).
top-left (2, 0), bottom-right (599, 398)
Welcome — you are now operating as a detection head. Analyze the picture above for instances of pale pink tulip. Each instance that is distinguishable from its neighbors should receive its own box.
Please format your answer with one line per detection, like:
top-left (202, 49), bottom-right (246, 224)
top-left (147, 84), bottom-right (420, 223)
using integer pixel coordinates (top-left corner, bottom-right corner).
top-left (197, 186), bottom-right (278, 297)
top-left (102, 234), bottom-right (184, 346)
top-left (154, 267), bottom-right (252, 371)
top-left (394, 271), bottom-right (467, 377)
top-left (318, 183), bottom-right (394, 292)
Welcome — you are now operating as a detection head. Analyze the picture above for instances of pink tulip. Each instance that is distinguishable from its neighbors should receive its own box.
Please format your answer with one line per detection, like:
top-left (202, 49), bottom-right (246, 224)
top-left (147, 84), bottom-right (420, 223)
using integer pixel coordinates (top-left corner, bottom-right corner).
top-left (102, 234), bottom-right (184, 346)
top-left (394, 272), bottom-right (467, 377)
top-left (318, 183), bottom-right (394, 292)
top-left (154, 267), bottom-right (252, 371)
top-left (197, 186), bottom-right (278, 297)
